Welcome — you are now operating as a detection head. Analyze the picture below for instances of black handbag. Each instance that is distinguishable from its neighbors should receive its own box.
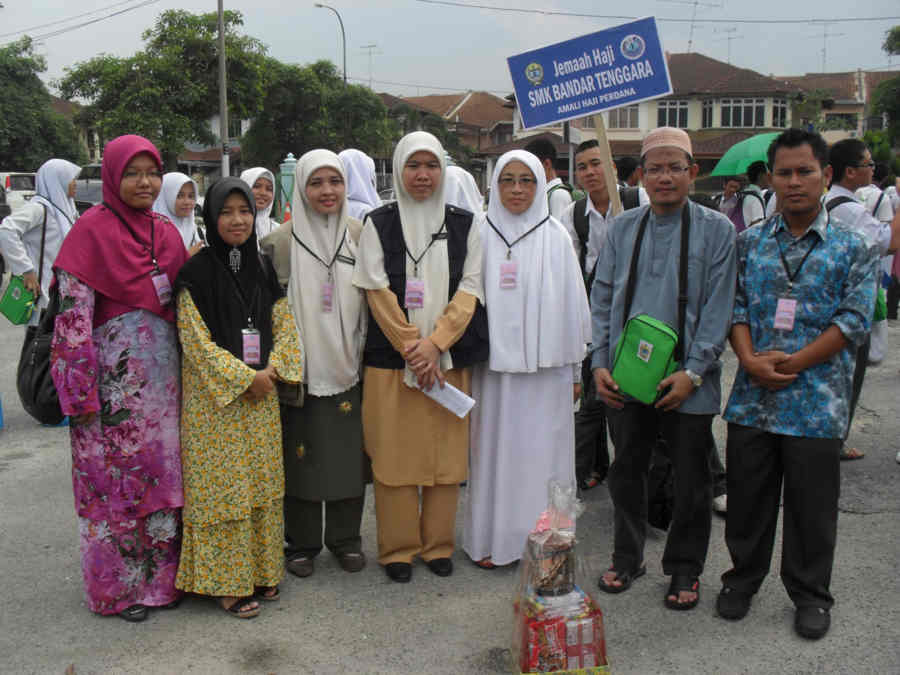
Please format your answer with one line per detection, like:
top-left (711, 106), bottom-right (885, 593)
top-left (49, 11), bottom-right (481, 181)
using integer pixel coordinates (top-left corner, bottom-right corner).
top-left (16, 206), bottom-right (65, 425)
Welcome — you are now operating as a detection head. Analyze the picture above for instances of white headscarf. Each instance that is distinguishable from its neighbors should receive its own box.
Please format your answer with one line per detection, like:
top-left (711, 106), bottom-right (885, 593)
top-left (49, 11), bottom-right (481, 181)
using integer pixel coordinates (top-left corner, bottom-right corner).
top-left (444, 165), bottom-right (484, 214)
top-left (153, 172), bottom-right (199, 250)
top-left (33, 158), bottom-right (80, 238)
top-left (240, 167), bottom-right (277, 240)
top-left (339, 148), bottom-right (380, 221)
top-left (289, 149), bottom-right (366, 396)
top-left (483, 150), bottom-right (590, 373)
top-left (355, 131), bottom-right (483, 387)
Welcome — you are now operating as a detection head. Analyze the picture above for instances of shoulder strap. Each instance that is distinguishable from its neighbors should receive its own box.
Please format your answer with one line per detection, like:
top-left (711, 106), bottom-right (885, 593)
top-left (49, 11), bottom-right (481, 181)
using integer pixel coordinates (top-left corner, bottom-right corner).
top-left (622, 206), bottom-right (651, 328)
top-left (739, 190), bottom-right (765, 210)
top-left (763, 189), bottom-right (774, 207)
top-left (619, 186), bottom-right (640, 210)
top-left (572, 197), bottom-right (590, 276)
top-left (37, 205), bottom-right (48, 289)
top-left (826, 196), bottom-right (856, 212)
top-left (873, 191), bottom-right (885, 217)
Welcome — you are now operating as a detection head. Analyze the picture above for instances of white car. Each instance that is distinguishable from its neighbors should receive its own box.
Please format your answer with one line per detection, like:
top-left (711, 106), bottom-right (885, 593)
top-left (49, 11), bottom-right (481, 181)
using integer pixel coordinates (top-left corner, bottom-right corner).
top-left (0, 172), bottom-right (36, 211)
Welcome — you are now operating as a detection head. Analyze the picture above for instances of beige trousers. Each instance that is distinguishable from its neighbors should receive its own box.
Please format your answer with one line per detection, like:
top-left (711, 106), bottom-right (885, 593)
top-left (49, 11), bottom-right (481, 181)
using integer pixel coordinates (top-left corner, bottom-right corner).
top-left (373, 480), bottom-right (460, 565)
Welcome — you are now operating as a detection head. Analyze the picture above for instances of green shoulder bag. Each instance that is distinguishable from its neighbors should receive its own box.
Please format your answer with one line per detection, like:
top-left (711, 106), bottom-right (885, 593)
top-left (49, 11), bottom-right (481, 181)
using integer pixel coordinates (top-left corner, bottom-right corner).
top-left (610, 203), bottom-right (690, 405)
top-left (0, 205), bottom-right (46, 325)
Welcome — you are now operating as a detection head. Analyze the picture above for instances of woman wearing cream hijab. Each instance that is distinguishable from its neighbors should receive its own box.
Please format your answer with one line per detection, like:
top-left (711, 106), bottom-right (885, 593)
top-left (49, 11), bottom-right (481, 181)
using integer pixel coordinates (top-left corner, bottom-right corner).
top-left (353, 131), bottom-right (488, 583)
top-left (281, 150), bottom-right (369, 579)
top-left (153, 172), bottom-right (202, 255)
top-left (240, 167), bottom-right (278, 241)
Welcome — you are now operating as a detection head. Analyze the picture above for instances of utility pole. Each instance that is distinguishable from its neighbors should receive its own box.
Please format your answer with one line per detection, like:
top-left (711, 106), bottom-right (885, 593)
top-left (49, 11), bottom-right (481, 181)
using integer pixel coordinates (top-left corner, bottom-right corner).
top-left (713, 27), bottom-right (742, 64)
top-left (217, 0), bottom-right (229, 177)
top-left (813, 23), bottom-right (846, 72)
top-left (657, 0), bottom-right (721, 53)
top-left (361, 43), bottom-right (379, 90)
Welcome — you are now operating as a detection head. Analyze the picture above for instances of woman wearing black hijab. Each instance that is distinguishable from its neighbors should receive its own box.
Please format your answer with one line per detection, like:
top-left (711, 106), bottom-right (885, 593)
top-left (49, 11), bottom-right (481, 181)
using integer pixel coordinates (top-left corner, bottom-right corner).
top-left (173, 177), bottom-right (303, 619)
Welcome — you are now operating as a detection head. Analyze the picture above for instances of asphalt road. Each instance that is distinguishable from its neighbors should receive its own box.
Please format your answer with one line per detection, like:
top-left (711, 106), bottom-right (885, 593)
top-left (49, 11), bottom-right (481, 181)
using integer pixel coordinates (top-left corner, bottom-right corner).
top-left (1, 290), bottom-right (898, 674)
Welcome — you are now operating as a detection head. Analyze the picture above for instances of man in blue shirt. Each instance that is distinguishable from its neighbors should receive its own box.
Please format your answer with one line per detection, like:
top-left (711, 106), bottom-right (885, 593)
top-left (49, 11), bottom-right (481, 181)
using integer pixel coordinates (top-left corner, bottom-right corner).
top-left (718, 128), bottom-right (885, 640)
top-left (591, 127), bottom-right (736, 610)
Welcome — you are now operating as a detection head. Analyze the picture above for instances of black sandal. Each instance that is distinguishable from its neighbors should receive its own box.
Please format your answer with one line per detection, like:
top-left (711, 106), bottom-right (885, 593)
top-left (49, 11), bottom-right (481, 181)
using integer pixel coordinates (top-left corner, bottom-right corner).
top-left (665, 574), bottom-right (700, 610)
top-left (254, 585), bottom-right (280, 602)
top-left (597, 565), bottom-right (646, 594)
top-left (221, 596), bottom-right (260, 619)
top-left (118, 604), bottom-right (148, 622)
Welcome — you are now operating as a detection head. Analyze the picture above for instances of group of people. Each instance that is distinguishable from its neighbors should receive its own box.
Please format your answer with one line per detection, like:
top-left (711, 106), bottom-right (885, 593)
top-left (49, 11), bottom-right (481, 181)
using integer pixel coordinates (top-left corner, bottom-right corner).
top-left (1, 121), bottom-right (897, 642)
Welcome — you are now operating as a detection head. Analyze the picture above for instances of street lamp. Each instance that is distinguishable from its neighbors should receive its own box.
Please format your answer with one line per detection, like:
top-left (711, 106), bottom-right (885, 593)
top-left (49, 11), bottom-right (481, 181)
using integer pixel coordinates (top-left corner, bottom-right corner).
top-left (314, 3), bottom-right (347, 84)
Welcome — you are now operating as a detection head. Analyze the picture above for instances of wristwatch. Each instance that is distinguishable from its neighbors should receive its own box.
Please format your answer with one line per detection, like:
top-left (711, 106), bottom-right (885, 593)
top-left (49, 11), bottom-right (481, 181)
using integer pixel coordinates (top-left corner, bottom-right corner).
top-left (684, 369), bottom-right (703, 388)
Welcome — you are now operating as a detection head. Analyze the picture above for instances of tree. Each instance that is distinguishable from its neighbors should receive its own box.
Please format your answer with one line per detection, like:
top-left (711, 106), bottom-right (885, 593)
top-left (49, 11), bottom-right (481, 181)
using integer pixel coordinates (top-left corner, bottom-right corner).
top-left (242, 60), bottom-right (396, 169)
top-left (388, 102), bottom-right (473, 168)
top-left (0, 38), bottom-right (86, 169)
top-left (59, 10), bottom-right (268, 169)
top-left (872, 25), bottom-right (900, 145)
top-left (883, 25), bottom-right (900, 55)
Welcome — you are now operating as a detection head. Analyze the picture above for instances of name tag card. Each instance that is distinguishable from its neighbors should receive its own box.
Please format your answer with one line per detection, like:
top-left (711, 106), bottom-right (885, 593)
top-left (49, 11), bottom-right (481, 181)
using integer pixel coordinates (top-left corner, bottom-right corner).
top-left (321, 281), bottom-right (334, 313)
top-left (151, 272), bottom-right (172, 306)
top-left (242, 328), bottom-right (261, 364)
top-left (500, 261), bottom-right (518, 289)
top-left (774, 298), bottom-right (797, 331)
top-left (405, 278), bottom-right (425, 309)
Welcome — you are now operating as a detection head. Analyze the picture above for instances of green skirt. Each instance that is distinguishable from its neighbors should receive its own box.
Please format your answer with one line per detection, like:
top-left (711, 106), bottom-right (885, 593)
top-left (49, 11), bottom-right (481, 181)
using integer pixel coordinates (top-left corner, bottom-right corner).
top-left (281, 383), bottom-right (369, 502)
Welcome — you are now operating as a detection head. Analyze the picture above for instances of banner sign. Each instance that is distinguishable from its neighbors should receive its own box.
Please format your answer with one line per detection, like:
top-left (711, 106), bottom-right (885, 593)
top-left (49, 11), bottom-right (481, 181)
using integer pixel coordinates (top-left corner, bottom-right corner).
top-left (507, 17), bottom-right (672, 130)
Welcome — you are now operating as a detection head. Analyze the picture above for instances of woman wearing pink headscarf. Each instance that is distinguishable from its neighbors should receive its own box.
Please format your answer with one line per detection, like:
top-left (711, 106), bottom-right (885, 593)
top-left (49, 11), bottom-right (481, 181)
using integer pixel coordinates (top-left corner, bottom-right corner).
top-left (50, 135), bottom-right (189, 622)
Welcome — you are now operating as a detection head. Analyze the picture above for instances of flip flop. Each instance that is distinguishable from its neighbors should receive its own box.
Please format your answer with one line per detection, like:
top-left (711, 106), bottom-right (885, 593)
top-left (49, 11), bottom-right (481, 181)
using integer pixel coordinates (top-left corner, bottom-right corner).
top-left (473, 557), bottom-right (497, 569)
top-left (254, 585), bottom-right (280, 602)
top-left (597, 565), bottom-right (646, 594)
top-left (221, 596), bottom-right (260, 619)
top-left (840, 446), bottom-right (865, 460)
top-left (665, 574), bottom-right (700, 611)
top-left (118, 604), bottom-right (148, 622)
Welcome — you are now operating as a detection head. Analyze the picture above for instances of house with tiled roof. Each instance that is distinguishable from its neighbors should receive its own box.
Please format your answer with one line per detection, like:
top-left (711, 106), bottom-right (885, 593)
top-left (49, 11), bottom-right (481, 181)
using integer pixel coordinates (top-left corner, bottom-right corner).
top-left (399, 91), bottom-right (514, 150)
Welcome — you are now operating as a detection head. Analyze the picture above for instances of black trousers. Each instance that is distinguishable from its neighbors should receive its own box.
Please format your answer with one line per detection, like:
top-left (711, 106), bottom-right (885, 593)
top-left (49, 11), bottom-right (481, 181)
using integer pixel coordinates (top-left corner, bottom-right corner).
top-left (575, 358), bottom-right (609, 483)
top-left (844, 335), bottom-right (870, 443)
top-left (722, 424), bottom-right (840, 609)
top-left (606, 404), bottom-right (713, 577)
top-left (887, 276), bottom-right (899, 320)
top-left (284, 495), bottom-right (365, 558)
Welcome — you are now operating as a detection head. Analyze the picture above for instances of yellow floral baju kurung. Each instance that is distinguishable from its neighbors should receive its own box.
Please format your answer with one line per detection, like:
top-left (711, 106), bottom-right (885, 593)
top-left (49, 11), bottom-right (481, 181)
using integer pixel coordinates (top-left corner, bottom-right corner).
top-left (175, 291), bottom-right (302, 596)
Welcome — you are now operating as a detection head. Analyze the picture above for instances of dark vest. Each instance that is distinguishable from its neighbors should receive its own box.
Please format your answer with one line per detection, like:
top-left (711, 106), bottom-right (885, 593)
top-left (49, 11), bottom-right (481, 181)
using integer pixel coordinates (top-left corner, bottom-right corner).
top-left (363, 202), bottom-right (489, 370)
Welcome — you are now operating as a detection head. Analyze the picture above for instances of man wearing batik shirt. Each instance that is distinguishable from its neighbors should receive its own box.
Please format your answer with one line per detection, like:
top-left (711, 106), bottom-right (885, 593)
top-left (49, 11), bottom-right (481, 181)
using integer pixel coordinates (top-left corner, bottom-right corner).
top-left (717, 129), bottom-right (890, 640)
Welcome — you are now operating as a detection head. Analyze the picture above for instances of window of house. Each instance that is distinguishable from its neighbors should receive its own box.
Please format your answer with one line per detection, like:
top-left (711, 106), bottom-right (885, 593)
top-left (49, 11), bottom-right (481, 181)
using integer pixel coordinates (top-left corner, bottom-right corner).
top-left (609, 104), bottom-right (639, 129)
top-left (702, 100), bottom-right (713, 128)
top-left (582, 116), bottom-right (596, 129)
top-left (228, 118), bottom-right (242, 140)
top-left (773, 99), bottom-right (788, 128)
top-left (657, 100), bottom-right (688, 128)
top-left (721, 98), bottom-right (766, 128)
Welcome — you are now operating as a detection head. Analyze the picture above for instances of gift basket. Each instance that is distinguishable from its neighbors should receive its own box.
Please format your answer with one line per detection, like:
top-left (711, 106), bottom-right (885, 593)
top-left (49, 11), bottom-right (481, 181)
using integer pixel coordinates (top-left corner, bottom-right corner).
top-left (512, 481), bottom-right (609, 674)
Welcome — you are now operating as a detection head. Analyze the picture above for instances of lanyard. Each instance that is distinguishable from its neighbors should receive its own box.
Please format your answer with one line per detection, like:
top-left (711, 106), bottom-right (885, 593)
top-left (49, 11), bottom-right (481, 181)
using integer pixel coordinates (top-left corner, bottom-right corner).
top-left (773, 218), bottom-right (825, 290)
top-left (486, 215), bottom-right (550, 259)
top-left (405, 222), bottom-right (447, 276)
top-left (292, 229), bottom-right (347, 282)
top-left (103, 201), bottom-right (160, 272)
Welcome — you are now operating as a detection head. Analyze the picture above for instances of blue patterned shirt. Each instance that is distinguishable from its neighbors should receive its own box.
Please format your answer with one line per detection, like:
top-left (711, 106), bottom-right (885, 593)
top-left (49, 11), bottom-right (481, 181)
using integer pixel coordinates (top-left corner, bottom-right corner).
top-left (723, 209), bottom-right (877, 439)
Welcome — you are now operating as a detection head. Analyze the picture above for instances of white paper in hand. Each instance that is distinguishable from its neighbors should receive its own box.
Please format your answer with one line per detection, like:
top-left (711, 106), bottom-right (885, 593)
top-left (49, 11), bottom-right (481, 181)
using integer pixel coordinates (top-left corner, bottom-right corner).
top-left (418, 381), bottom-right (476, 418)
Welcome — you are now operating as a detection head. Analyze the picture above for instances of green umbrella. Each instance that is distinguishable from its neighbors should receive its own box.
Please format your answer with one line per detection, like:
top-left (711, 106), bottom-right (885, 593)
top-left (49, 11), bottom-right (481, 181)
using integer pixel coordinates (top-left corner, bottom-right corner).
top-left (710, 132), bottom-right (780, 177)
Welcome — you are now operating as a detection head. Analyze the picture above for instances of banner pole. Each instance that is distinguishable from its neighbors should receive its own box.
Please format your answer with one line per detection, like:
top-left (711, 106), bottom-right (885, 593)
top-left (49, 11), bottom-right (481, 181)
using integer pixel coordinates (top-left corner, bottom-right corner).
top-left (593, 113), bottom-right (622, 216)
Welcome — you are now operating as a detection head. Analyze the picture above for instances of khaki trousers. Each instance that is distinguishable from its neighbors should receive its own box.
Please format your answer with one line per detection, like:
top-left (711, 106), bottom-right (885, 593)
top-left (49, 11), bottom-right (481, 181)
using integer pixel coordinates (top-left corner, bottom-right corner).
top-left (373, 480), bottom-right (459, 565)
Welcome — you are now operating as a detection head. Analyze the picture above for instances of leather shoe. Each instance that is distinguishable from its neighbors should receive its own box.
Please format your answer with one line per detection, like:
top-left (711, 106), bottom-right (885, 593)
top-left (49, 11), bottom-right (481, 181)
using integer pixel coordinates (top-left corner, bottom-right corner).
top-left (716, 586), bottom-right (751, 620)
top-left (425, 557), bottom-right (453, 577)
top-left (385, 562), bottom-right (412, 583)
top-left (795, 606), bottom-right (830, 640)
top-left (286, 554), bottom-right (314, 578)
top-left (337, 551), bottom-right (366, 573)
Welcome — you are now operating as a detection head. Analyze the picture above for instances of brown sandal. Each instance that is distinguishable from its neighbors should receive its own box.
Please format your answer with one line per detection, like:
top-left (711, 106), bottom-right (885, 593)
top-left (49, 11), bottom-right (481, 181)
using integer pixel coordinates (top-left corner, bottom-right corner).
top-left (221, 596), bottom-right (260, 619)
top-left (254, 585), bottom-right (280, 602)
top-left (474, 557), bottom-right (497, 569)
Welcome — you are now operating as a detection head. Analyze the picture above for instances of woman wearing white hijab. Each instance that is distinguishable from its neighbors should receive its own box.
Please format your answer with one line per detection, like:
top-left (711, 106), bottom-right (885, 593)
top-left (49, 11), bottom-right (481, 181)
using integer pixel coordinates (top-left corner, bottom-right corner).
top-left (339, 149), bottom-right (380, 221)
top-left (153, 172), bottom-right (202, 254)
top-left (240, 167), bottom-right (278, 241)
top-left (444, 165), bottom-right (484, 214)
top-left (281, 149), bottom-right (369, 579)
top-left (0, 158), bottom-right (81, 327)
top-left (463, 150), bottom-right (591, 568)
top-left (353, 131), bottom-right (488, 583)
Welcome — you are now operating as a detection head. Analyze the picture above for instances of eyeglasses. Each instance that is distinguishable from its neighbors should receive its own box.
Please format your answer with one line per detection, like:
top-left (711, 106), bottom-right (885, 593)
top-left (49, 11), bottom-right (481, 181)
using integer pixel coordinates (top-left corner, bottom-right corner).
top-left (122, 169), bottom-right (162, 182)
top-left (852, 161), bottom-right (875, 169)
top-left (498, 177), bottom-right (537, 187)
top-left (643, 165), bottom-right (690, 178)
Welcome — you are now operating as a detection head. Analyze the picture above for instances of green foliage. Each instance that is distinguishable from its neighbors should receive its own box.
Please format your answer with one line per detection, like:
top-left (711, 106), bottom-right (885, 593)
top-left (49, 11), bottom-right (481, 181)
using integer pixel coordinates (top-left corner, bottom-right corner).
top-left (884, 26), bottom-right (900, 56)
top-left (59, 10), bottom-right (268, 169)
top-left (242, 60), bottom-right (396, 169)
top-left (0, 38), bottom-right (87, 169)
top-left (871, 75), bottom-right (900, 145)
top-left (862, 130), bottom-right (900, 176)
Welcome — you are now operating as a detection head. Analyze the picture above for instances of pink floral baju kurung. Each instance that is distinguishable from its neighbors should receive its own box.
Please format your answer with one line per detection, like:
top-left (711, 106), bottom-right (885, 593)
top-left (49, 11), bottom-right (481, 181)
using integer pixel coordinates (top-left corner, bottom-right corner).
top-left (51, 270), bottom-right (184, 615)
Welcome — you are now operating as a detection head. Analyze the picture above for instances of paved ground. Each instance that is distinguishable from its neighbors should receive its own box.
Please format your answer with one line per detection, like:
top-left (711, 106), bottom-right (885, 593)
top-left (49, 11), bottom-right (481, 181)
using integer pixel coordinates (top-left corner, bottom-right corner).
top-left (1, 283), bottom-right (898, 674)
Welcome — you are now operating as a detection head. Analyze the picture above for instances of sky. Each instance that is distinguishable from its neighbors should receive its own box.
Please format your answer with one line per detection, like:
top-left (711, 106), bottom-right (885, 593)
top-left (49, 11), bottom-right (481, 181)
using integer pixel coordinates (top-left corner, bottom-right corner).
top-left (2, 0), bottom-right (898, 99)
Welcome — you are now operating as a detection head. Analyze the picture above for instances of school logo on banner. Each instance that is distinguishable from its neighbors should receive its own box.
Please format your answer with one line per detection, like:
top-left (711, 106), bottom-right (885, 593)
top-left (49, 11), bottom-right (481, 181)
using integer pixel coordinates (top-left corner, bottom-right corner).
top-left (621, 34), bottom-right (646, 60)
top-left (525, 62), bottom-right (544, 85)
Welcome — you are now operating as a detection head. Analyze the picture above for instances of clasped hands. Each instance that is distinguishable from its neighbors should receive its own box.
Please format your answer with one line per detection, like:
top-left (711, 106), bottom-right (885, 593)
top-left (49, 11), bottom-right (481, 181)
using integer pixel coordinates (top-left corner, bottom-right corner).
top-left (743, 350), bottom-right (799, 390)
top-left (404, 338), bottom-right (446, 391)
top-left (243, 363), bottom-right (281, 401)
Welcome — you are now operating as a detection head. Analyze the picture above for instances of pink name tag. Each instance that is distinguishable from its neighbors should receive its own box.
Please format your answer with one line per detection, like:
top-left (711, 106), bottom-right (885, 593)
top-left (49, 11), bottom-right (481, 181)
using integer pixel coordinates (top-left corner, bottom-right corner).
top-left (242, 328), bottom-right (261, 365)
top-left (321, 281), bottom-right (334, 313)
top-left (151, 272), bottom-right (172, 306)
top-left (500, 261), bottom-right (518, 289)
top-left (405, 278), bottom-right (425, 309)
top-left (774, 298), bottom-right (797, 331)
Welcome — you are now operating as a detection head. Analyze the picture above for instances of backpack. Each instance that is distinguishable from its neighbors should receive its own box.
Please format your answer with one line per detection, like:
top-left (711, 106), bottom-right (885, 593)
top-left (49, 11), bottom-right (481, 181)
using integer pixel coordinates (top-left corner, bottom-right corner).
top-left (572, 187), bottom-right (641, 284)
top-left (726, 190), bottom-right (765, 233)
top-left (825, 195), bottom-right (857, 213)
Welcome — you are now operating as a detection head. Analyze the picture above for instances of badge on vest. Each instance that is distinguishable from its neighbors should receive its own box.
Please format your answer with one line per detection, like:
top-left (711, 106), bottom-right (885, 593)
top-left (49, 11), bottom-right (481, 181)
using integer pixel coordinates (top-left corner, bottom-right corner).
top-left (500, 261), bottom-right (517, 289)
top-left (242, 328), bottom-right (261, 365)
top-left (774, 298), bottom-right (797, 331)
top-left (405, 278), bottom-right (425, 309)
top-left (151, 272), bottom-right (172, 306)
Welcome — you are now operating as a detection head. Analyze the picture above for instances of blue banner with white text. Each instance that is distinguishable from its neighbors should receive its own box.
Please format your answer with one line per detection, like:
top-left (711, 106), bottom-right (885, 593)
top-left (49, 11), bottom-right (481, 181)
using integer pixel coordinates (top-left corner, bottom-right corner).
top-left (507, 17), bottom-right (672, 129)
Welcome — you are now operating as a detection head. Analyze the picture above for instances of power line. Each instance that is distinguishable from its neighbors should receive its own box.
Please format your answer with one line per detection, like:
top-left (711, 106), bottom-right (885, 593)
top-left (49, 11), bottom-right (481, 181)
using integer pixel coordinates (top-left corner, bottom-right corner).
top-left (413, 0), bottom-right (899, 25)
top-left (3, 0), bottom-right (161, 45)
top-left (347, 75), bottom-right (510, 96)
top-left (0, 0), bottom-right (148, 39)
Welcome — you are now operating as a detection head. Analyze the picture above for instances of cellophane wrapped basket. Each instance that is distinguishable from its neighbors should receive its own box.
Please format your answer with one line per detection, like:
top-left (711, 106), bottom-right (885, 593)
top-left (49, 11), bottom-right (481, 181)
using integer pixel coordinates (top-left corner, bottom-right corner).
top-left (512, 481), bottom-right (610, 674)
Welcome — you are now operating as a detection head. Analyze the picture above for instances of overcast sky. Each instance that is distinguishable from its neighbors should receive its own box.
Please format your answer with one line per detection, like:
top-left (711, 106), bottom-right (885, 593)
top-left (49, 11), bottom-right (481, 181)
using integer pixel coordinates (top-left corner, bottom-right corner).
top-left (3, 0), bottom-right (898, 98)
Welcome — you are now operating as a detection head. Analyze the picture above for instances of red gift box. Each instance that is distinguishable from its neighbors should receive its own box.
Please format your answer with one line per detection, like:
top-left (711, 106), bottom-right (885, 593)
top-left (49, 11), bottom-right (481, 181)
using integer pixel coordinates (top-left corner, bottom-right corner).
top-left (523, 616), bottom-right (567, 672)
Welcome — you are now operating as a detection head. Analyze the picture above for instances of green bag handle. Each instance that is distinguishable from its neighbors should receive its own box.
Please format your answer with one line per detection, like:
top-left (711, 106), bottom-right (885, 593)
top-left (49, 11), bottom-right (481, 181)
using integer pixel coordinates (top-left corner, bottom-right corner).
top-left (622, 203), bottom-right (691, 363)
